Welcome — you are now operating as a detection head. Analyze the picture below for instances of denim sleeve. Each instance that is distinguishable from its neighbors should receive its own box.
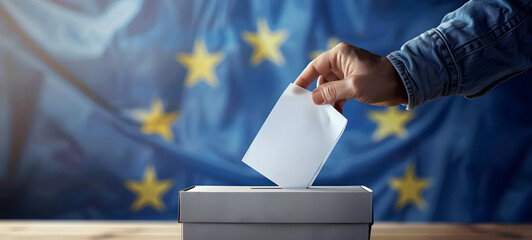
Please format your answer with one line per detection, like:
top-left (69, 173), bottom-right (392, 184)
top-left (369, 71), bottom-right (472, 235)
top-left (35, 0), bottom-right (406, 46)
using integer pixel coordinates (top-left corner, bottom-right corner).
top-left (387, 0), bottom-right (532, 110)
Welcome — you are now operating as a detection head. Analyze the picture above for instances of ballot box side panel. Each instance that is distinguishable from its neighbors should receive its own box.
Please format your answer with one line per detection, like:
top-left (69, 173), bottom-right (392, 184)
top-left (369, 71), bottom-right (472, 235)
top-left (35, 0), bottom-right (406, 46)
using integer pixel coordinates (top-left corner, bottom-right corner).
top-left (179, 189), bottom-right (372, 223)
top-left (182, 223), bottom-right (370, 240)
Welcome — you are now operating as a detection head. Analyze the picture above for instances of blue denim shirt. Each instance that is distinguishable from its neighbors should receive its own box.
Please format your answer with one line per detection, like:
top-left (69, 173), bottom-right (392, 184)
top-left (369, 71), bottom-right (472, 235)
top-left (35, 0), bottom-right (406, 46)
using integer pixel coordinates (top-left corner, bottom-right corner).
top-left (387, 0), bottom-right (532, 110)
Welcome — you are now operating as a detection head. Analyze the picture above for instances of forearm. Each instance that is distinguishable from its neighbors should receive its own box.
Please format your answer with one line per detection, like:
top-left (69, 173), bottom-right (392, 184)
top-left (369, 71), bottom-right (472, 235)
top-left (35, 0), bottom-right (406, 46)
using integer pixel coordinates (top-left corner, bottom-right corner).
top-left (388, 0), bottom-right (532, 109)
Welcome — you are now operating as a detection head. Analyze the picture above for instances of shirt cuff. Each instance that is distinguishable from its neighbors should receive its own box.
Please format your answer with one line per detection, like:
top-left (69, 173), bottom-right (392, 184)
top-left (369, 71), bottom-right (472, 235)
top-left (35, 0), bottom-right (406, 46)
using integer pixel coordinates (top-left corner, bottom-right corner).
top-left (387, 52), bottom-right (417, 110)
top-left (386, 28), bottom-right (459, 110)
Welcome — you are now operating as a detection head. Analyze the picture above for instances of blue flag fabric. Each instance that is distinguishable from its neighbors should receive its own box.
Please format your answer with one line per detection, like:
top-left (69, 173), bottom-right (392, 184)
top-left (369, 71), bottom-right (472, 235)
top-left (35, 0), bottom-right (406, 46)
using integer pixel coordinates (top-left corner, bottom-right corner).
top-left (0, 0), bottom-right (531, 221)
top-left (0, 79), bottom-right (8, 179)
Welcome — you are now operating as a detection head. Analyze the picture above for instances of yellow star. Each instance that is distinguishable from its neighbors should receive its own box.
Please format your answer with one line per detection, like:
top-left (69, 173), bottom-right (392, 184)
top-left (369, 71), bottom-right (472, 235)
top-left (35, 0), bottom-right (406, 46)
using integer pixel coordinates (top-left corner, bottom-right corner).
top-left (133, 99), bottom-right (179, 141)
top-left (310, 37), bottom-right (339, 59)
top-left (125, 165), bottom-right (173, 212)
top-left (389, 164), bottom-right (431, 210)
top-left (242, 18), bottom-right (289, 66)
top-left (368, 107), bottom-right (414, 141)
top-left (176, 39), bottom-right (224, 88)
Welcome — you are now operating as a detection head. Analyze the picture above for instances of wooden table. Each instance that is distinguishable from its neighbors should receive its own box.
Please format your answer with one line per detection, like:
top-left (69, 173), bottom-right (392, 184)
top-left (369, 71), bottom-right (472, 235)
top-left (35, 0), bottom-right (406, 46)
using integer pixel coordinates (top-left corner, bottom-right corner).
top-left (0, 221), bottom-right (530, 240)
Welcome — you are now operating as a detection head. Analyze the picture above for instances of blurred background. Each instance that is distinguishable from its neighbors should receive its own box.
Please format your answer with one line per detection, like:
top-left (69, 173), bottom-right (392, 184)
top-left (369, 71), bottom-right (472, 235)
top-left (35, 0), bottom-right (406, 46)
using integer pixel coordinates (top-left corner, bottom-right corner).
top-left (0, 0), bottom-right (531, 221)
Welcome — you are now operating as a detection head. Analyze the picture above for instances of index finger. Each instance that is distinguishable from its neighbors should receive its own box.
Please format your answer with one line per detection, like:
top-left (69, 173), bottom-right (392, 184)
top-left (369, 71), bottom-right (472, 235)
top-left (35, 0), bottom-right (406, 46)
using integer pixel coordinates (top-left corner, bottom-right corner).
top-left (294, 50), bottom-right (334, 89)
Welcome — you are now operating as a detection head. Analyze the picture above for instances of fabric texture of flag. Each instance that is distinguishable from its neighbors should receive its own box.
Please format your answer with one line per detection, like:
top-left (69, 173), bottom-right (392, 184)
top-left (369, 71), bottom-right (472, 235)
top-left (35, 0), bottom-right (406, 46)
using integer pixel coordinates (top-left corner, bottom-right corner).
top-left (0, 0), bottom-right (531, 222)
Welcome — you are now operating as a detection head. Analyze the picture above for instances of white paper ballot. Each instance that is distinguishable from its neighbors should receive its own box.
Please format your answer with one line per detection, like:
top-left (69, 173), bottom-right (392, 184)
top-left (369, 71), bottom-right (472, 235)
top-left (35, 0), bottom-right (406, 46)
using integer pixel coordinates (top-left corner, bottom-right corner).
top-left (242, 83), bottom-right (347, 189)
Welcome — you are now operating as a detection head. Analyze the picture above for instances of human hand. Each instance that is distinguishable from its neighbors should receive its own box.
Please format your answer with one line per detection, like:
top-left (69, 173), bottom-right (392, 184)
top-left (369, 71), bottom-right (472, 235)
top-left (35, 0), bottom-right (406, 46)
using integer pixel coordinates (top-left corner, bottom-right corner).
top-left (294, 42), bottom-right (408, 114)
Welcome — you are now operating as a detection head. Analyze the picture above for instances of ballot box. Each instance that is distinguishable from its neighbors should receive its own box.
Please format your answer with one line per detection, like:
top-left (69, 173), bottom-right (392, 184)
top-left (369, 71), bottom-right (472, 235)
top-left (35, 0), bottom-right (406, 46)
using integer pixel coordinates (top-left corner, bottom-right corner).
top-left (178, 186), bottom-right (373, 240)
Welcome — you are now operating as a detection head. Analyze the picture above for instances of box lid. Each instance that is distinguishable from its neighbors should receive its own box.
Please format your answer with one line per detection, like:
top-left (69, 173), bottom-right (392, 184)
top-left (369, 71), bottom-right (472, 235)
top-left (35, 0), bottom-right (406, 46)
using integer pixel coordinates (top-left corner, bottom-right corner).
top-left (179, 186), bottom-right (372, 224)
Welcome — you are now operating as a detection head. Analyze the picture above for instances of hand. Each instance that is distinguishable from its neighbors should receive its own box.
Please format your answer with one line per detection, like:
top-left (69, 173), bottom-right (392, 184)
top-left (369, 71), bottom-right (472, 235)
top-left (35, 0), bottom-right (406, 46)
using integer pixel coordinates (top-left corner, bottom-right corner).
top-left (294, 42), bottom-right (408, 114)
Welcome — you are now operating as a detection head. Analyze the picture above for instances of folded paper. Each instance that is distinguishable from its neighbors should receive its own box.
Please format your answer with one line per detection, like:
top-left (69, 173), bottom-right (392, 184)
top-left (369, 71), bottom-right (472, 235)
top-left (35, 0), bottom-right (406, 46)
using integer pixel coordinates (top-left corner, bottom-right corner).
top-left (242, 83), bottom-right (347, 188)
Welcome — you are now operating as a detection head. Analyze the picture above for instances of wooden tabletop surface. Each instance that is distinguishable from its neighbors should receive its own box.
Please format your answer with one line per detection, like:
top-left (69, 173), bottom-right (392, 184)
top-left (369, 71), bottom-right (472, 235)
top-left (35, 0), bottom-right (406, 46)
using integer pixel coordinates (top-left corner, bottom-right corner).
top-left (0, 221), bottom-right (531, 240)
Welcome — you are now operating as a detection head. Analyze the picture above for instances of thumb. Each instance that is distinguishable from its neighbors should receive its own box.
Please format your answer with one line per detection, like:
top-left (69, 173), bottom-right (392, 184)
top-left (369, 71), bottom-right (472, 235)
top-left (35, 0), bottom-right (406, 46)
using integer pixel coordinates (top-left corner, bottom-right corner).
top-left (312, 79), bottom-right (354, 105)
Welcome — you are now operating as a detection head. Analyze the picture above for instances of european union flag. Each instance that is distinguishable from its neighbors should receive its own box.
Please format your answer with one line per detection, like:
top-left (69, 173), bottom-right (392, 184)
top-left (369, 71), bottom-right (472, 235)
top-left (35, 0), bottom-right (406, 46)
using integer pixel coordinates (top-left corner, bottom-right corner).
top-left (0, 0), bottom-right (531, 222)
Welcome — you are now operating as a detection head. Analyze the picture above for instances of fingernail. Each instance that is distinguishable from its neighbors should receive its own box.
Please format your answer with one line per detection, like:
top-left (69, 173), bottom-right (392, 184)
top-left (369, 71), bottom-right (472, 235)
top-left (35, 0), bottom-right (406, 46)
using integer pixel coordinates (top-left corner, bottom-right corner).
top-left (312, 90), bottom-right (325, 104)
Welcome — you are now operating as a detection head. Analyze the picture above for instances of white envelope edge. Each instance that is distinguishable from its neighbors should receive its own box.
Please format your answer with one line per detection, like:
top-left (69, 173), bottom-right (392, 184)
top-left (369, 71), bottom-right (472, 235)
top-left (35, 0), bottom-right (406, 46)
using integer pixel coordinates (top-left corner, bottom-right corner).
top-left (303, 85), bottom-right (347, 188)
